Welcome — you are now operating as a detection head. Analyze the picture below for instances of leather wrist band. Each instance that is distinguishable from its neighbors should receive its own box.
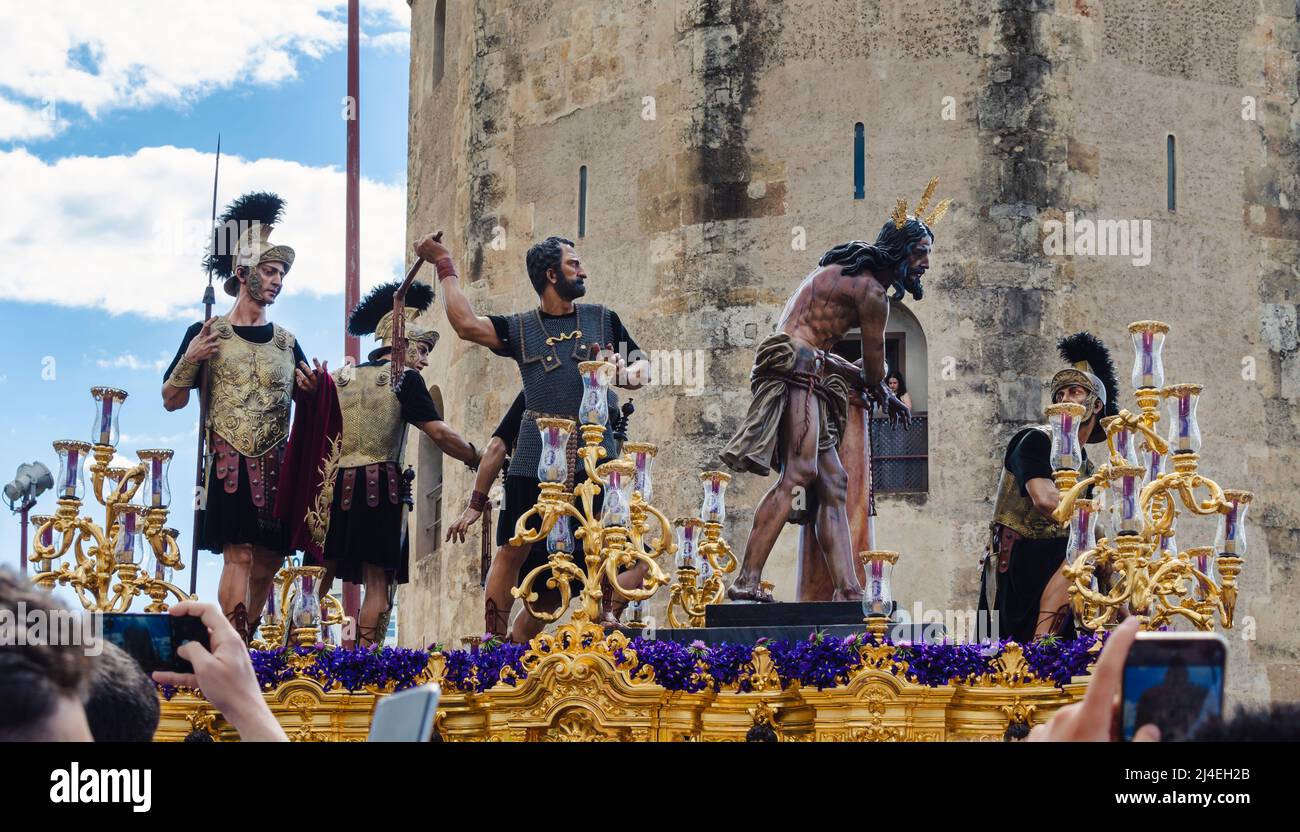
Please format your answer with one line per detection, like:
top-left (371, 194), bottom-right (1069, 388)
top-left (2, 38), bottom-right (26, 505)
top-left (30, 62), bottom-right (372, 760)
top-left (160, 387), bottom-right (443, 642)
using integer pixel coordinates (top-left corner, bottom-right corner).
top-left (434, 256), bottom-right (458, 281)
top-left (469, 490), bottom-right (489, 511)
top-left (464, 441), bottom-right (480, 471)
top-left (167, 356), bottom-right (200, 388)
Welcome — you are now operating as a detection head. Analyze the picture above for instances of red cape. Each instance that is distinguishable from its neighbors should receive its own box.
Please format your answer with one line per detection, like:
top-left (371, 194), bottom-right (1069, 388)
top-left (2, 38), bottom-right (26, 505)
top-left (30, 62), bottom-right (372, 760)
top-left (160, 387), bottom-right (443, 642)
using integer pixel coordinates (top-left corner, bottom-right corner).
top-left (275, 372), bottom-right (343, 562)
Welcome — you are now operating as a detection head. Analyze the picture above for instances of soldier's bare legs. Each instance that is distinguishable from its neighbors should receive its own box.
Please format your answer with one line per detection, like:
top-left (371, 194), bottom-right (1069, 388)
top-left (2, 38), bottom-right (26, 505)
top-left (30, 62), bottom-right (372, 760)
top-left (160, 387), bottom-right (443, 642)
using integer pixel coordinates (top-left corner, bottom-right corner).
top-left (1035, 568), bottom-right (1072, 638)
top-left (247, 546), bottom-right (284, 622)
top-left (358, 563), bottom-right (392, 647)
top-left (483, 542), bottom-right (531, 637)
top-left (218, 543), bottom-right (253, 618)
top-left (728, 378), bottom-right (820, 602)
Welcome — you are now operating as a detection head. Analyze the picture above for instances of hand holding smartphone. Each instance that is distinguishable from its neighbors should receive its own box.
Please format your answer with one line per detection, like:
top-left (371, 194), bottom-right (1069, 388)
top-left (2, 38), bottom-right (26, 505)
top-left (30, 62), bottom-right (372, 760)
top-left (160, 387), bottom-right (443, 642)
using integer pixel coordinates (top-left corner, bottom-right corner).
top-left (1121, 631), bottom-right (1226, 742)
top-left (99, 612), bottom-right (211, 674)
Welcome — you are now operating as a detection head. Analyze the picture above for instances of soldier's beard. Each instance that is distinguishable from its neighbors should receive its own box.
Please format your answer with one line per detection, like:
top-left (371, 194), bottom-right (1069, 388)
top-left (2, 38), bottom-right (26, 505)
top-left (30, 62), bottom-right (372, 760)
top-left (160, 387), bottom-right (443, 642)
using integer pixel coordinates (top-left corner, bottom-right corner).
top-left (247, 272), bottom-right (276, 305)
top-left (555, 275), bottom-right (587, 301)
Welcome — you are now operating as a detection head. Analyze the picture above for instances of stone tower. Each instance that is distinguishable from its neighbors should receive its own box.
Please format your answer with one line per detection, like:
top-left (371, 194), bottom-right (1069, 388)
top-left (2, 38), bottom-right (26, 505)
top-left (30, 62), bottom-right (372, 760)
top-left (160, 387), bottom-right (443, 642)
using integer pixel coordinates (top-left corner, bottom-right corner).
top-left (403, 0), bottom-right (1300, 704)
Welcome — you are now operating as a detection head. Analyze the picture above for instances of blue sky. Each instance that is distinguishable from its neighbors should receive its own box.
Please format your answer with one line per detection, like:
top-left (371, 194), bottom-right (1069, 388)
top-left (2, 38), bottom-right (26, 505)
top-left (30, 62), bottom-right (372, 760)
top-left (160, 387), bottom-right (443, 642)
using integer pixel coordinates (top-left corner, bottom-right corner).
top-left (0, 3), bottom-right (413, 604)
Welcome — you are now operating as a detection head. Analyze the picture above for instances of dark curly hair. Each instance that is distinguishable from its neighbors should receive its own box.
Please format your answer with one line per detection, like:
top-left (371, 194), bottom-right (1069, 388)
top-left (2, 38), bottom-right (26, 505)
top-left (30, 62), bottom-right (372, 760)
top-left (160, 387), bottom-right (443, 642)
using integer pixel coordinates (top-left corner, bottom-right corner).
top-left (525, 236), bottom-right (575, 296)
top-left (818, 217), bottom-right (934, 301)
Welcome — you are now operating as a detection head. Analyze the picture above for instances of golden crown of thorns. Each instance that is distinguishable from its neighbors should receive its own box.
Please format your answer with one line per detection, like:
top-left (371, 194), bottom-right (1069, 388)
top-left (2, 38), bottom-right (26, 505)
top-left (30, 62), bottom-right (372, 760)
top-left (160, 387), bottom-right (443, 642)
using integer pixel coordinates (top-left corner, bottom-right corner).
top-left (892, 176), bottom-right (952, 229)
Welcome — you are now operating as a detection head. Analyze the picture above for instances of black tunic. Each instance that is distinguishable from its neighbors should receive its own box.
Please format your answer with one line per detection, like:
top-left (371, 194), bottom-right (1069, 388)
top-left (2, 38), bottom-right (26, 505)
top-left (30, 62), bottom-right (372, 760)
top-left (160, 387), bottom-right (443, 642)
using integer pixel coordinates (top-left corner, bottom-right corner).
top-left (994, 429), bottom-right (1087, 644)
top-left (322, 364), bottom-right (442, 585)
top-left (165, 321), bottom-right (308, 554)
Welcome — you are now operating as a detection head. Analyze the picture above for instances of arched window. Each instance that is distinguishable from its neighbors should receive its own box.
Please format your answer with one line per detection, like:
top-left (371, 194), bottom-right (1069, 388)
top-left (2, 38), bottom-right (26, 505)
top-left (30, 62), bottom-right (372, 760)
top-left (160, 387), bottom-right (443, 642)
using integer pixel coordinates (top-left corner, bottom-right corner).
top-left (853, 123), bottom-right (865, 200)
top-left (1166, 134), bottom-right (1176, 212)
top-left (874, 302), bottom-right (929, 493)
top-left (578, 165), bottom-right (588, 238)
top-left (418, 386), bottom-right (445, 555)
top-left (432, 0), bottom-right (446, 86)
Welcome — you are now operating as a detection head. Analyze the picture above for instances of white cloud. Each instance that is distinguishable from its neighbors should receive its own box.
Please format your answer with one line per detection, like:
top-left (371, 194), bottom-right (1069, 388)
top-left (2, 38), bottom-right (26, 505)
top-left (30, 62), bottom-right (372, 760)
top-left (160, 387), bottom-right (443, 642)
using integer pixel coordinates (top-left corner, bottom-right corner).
top-left (0, 1), bottom-right (410, 139)
top-left (0, 95), bottom-right (64, 142)
top-left (0, 145), bottom-right (407, 318)
top-left (95, 352), bottom-right (171, 372)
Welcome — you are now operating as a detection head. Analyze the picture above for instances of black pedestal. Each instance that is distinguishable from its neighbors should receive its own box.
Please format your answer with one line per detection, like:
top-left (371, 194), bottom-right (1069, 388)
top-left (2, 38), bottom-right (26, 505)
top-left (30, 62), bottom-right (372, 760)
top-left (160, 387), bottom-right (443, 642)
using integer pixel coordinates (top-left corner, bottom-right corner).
top-left (615, 621), bottom-right (945, 645)
top-left (705, 601), bottom-right (892, 628)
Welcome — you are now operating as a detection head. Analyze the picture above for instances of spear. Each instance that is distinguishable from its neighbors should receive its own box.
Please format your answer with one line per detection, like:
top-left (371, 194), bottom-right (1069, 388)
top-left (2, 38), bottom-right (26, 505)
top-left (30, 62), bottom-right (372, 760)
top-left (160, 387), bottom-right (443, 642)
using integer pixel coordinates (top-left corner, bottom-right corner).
top-left (189, 135), bottom-right (221, 596)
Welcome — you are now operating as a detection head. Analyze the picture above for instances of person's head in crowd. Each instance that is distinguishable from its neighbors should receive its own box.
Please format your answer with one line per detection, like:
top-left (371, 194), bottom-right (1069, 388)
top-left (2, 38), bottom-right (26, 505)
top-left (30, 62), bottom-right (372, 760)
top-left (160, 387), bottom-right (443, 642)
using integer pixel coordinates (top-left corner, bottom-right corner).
top-left (183, 728), bottom-right (216, 742)
top-left (1189, 704), bottom-right (1300, 742)
top-left (0, 568), bottom-right (93, 741)
top-left (85, 641), bottom-right (161, 742)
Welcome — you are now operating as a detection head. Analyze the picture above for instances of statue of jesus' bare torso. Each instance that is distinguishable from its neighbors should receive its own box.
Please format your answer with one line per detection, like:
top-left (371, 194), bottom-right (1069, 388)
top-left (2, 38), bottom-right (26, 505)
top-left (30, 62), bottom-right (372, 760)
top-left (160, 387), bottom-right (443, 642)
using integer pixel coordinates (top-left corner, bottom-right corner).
top-left (721, 233), bottom-right (928, 603)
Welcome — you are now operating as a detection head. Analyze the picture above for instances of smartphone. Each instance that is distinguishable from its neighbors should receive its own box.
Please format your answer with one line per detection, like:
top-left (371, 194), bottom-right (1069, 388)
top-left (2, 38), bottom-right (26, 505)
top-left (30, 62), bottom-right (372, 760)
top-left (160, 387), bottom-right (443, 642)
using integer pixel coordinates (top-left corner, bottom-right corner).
top-left (368, 684), bottom-right (442, 742)
top-left (98, 612), bottom-right (210, 675)
top-left (1121, 631), bottom-right (1226, 742)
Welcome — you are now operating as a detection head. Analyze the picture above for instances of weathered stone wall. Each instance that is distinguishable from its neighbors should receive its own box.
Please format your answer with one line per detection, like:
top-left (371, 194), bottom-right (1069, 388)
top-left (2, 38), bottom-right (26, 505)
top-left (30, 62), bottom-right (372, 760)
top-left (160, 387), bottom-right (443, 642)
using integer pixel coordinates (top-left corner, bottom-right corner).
top-left (403, 0), bottom-right (1299, 704)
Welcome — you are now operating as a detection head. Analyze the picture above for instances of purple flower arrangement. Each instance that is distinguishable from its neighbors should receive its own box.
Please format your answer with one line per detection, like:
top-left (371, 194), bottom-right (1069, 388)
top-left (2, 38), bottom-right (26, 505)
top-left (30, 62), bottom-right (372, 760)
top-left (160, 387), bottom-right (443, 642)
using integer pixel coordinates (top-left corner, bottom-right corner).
top-left (155, 633), bottom-right (1101, 700)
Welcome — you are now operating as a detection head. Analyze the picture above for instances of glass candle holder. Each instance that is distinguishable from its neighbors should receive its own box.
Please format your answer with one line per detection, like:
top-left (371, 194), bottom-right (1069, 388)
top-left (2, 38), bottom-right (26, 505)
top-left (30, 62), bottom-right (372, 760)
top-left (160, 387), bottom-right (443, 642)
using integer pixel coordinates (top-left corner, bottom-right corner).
top-left (1065, 499), bottom-right (1098, 565)
top-left (1214, 490), bottom-right (1252, 558)
top-left (31, 515), bottom-right (55, 573)
top-left (598, 460), bottom-right (635, 528)
top-left (104, 466), bottom-right (129, 501)
top-left (674, 517), bottom-right (702, 570)
top-left (699, 471), bottom-right (731, 525)
top-left (1139, 438), bottom-right (1165, 487)
top-left (291, 572), bottom-right (322, 630)
top-left (858, 551), bottom-right (898, 618)
top-left (1109, 466), bottom-right (1145, 536)
top-left (114, 505), bottom-right (144, 565)
top-left (1185, 546), bottom-right (1214, 599)
top-left (137, 449), bottom-right (173, 509)
top-left (1162, 384), bottom-right (1203, 455)
top-left (623, 442), bottom-right (656, 503)
top-left (535, 418), bottom-right (574, 484)
top-left (698, 552), bottom-right (714, 583)
top-left (546, 513), bottom-right (575, 555)
top-left (578, 361), bottom-right (613, 426)
top-left (1046, 403), bottom-right (1086, 471)
top-left (625, 598), bottom-right (645, 624)
top-left (53, 440), bottom-right (91, 500)
top-left (1128, 321), bottom-right (1169, 390)
top-left (1101, 417), bottom-right (1140, 467)
top-left (90, 387), bottom-right (128, 448)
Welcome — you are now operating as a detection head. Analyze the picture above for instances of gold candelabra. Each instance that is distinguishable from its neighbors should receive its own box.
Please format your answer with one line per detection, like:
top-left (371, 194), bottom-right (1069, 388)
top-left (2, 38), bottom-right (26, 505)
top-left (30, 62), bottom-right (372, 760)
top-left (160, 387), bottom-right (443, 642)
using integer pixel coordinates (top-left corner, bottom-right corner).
top-left (510, 361), bottom-right (738, 627)
top-left (253, 561), bottom-right (349, 650)
top-left (31, 387), bottom-right (190, 612)
top-left (1051, 322), bottom-right (1251, 633)
top-left (667, 506), bottom-right (739, 627)
top-left (510, 420), bottom-right (673, 624)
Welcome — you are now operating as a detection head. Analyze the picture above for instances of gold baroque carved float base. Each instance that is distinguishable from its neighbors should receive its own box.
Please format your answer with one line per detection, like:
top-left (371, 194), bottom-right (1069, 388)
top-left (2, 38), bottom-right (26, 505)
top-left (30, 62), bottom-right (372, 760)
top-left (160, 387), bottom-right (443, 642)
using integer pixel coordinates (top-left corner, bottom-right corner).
top-left (154, 631), bottom-right (1087, 743)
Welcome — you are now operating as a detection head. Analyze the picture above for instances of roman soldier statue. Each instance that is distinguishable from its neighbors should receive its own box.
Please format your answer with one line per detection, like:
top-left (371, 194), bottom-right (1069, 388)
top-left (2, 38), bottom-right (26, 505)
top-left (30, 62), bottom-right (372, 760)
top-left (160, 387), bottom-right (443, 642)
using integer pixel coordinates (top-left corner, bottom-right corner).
top-left (979, 332), bottom-right (1118, 644)
top-left (420, 231), bottom-right (652, 642)
top-left (162, 192), bottom-right (326, 643)
top-left (316, 280), bottom-right (480, 648)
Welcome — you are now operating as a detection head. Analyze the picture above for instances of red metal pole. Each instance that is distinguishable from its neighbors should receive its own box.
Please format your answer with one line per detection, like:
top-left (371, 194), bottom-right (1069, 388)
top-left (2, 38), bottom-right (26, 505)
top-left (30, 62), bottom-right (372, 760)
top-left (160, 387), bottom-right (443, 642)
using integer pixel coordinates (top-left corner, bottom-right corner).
top-left (342, 0), bottom-right (362, 643)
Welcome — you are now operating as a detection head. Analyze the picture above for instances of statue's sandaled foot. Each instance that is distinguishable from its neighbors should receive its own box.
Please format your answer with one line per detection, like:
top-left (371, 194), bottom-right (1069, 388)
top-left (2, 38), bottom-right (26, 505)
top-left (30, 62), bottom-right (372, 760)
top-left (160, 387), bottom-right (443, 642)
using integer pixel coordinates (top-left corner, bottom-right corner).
top-left (831, 588), bottom-right (864, 602)
top-left (727, 583), bottom-right (776, 604)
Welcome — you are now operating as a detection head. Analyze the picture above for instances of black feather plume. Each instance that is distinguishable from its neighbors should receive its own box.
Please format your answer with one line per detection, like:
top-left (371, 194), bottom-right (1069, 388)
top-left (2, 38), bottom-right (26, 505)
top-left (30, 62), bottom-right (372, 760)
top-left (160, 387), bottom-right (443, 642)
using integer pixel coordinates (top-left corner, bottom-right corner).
top-left (203, 192), bottom-right (287, 278)
top-left (347, 280), bottom-right (436, 336)
top-left (1058, 331), bottom-right (1118, 415)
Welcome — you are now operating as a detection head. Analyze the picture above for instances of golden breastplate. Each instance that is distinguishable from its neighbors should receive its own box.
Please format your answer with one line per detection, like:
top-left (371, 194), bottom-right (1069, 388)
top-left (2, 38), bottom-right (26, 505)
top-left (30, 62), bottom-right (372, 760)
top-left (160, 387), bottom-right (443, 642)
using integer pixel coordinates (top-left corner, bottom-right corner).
top-left (207, 317), bottom-right (295, 458)
top-left (334, 364), bottom-right (406, 468)
top-left (992, 426), bottom-right (1068, 540)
